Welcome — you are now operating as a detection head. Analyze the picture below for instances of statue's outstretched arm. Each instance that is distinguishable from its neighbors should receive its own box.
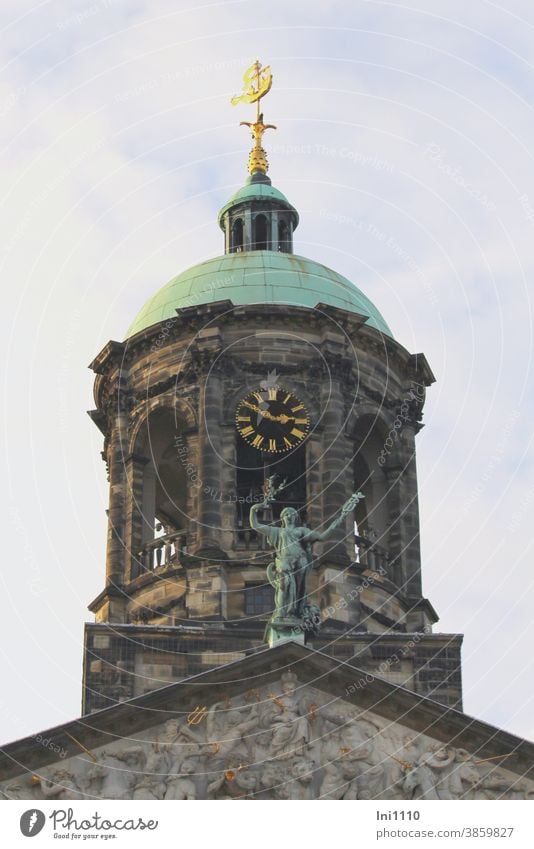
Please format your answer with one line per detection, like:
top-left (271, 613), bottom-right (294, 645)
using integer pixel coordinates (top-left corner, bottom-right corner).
top-left (304, 516), bottom-right (343, 543)
top-left (304, 492), bottom-right (365, 543)
top-left (249, 499), bottom-right (274, 536)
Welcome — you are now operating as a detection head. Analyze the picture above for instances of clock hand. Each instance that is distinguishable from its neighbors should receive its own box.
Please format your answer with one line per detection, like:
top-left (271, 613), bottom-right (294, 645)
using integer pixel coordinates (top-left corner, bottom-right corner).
top-left (242, 400), bottom-right (279, 421)
top-left (241, 401), bottom-right (297, 425)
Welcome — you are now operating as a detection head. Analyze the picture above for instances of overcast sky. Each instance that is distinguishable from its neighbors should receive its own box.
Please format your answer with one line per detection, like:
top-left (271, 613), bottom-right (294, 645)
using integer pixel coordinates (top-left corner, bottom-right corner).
top-left (1, 0), bottom-right (533, 746)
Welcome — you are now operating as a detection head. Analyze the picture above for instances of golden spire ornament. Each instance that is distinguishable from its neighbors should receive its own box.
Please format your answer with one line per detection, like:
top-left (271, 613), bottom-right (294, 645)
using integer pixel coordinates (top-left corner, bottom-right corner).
top-left (231, 59), bottom-right (276, 175)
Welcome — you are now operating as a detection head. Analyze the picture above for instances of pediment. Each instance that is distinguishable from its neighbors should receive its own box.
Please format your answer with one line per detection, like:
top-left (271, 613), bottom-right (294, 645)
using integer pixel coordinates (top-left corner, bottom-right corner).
top-left (1, 643), bottom-right (533, 800)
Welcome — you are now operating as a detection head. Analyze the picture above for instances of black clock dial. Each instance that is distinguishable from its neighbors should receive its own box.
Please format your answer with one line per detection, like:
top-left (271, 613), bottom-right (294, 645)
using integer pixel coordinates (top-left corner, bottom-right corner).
top-left (235, 386), bottom-right (310, 453)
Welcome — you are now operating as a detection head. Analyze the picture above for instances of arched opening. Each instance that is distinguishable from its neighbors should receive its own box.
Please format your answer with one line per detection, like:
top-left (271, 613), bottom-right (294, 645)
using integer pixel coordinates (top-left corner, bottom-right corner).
top-left (234, 436), bottom-right (307, 544)
top-left (253, 213), bottom-right (268, 250)
top-left (231, 218), bottom-right (244, 252)
top-left (132, 408), bottom-right (189, 576)
top-left (351, 418), bottom-right (391, 574)
top-left (278, 219), bottom-right (290, 252)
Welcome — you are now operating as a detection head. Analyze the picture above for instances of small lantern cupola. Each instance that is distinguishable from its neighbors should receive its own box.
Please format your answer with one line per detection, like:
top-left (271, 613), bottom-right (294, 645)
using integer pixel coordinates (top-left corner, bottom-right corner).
top-left (218, 172), bottom-right (299, 254)
top-left (218, 59), bottom-right (299, 254)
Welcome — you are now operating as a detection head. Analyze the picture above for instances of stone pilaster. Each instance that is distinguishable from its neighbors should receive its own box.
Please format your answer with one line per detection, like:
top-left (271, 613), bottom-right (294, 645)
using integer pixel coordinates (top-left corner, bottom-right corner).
top-left (123, 453), bottom-right (149, 583)
top-left (319, 375), bottom-right (352, 565)
top-left (384, 417), bottom-right (422, 601)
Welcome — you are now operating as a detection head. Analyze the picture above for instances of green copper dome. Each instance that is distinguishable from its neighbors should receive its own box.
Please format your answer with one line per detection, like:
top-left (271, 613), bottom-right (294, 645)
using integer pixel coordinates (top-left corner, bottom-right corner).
top-left (125, 251), bottom-right (393, 339)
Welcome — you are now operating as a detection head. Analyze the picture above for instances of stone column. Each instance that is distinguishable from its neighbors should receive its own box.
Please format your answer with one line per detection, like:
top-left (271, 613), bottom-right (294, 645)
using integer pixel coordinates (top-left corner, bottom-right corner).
top-left (270, 209), bottom-right (278, 251)
top-left (104, 411), bottom-right (128, 589)
top-left (385, 419), bottom-right (422, 600)
top-left (192, 343), bottom-right (226, 560)
top-left (243, 208), bottom-right (253, 250)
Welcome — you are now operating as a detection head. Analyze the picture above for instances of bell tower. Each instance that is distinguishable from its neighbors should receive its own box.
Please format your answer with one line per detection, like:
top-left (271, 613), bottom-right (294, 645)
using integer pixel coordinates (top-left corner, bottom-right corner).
top-left (83, 63), bottom-right (462, 715)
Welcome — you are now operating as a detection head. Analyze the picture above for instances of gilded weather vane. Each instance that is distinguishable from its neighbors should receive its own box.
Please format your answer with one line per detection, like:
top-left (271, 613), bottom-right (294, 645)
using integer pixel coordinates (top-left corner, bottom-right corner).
top-left (231, 59), bottom-right (276, 175)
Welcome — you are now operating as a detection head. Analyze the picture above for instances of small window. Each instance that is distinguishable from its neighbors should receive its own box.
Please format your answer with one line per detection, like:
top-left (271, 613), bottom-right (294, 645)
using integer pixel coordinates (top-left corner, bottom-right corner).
top-left (244, 583), bottom-right (275, 616)
top-left (253, 214), bottom-right (268, 250)
top-left (278, 220), bottom-right (290, 252)
top-left (232, 218), bottom-right (244, 252)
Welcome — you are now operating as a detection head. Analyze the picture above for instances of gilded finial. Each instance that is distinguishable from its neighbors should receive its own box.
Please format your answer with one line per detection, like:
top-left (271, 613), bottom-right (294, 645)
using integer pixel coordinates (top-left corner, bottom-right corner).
top-left (231, 59), bottom-right (276, 175)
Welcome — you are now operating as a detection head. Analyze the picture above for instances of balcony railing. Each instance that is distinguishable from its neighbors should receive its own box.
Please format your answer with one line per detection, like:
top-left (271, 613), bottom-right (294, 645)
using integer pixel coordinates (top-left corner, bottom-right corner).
top-left (355, 533), bottom-right (390, 575)
top-left (138, 532), bottom-right (186, 572)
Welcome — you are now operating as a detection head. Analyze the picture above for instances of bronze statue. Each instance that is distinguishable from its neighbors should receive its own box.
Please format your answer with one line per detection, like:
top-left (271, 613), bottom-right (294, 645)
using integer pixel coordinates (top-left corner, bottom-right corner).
top-left (249, 477), bottom-right (364, 625)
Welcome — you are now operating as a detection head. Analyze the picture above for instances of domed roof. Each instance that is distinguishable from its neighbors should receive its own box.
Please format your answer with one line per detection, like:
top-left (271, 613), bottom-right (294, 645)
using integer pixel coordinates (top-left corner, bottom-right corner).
top-left (125, 251), bottom-right (393, 339)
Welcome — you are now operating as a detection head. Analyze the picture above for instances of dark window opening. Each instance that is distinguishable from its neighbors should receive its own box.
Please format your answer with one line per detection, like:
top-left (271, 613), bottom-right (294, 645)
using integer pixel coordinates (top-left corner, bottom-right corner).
top-left (244, 583), bottom-right (275, 616)
top-left (235, 437), bottom-right (307, 531)
top-left (253, 213), bottom-right (268, 250)
top-left (231, 218), bottom-right (244, 252)
top-left (278, 220), bottom-right (290, 252)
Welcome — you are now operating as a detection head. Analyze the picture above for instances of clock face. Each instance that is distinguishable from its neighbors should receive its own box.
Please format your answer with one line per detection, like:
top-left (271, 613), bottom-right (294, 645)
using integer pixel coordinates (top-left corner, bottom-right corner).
top-left (235, 386), bottom-right (310, 453)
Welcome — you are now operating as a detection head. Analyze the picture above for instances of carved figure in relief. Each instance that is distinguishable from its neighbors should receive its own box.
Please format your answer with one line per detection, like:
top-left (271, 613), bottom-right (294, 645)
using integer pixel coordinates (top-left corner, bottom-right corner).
top-left (39, 771), bottom-right (79, 800)
top-left (267, 678), bottom-right (311, 760)
top-left (94, 748), bottom-right (143, 800)
top-left (164, 759), bottom-right (198, 800)
top-left (207, 765), bottom-right (258, 799)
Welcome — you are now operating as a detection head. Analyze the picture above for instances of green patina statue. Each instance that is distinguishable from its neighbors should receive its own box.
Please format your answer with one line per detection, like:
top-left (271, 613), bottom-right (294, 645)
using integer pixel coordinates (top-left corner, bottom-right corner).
top-left (249, 478), bottom-right (364, 634)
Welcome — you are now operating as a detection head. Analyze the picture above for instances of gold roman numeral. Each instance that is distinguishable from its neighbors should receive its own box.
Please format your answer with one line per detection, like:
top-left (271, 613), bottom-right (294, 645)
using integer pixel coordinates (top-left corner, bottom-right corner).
top-left (291, 428), bottom-right (305, 439)
top-left (251, 434), bottom-right (264, 448)
top-left (268, 439), bottom-right (277, 452)
top-left (252, 391), bottom-right (263, 403)
top-left (268, 388), bottom-right (277, 401)
top-left (283, 437), bottom-right (293, 448)
top-left (237, 415), bottom-right (251, 422)
top-left (283, 393), bottom-right (291, 404)
top-left (291, 404), bottom-right (304, 413)
top-left (294, 418), bottom-right (308, 425)
top-left (241, 425), bottom-right (254, 436)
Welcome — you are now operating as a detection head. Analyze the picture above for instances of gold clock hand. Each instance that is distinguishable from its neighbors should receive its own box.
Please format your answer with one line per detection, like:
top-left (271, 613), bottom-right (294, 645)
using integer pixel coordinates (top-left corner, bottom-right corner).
top-left (241, 400), bottom-right (278, 421)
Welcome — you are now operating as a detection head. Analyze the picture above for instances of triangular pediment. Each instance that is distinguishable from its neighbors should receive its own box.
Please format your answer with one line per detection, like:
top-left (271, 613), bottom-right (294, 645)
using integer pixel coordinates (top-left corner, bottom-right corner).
top-left (1, 643), bottom-right (533, 800)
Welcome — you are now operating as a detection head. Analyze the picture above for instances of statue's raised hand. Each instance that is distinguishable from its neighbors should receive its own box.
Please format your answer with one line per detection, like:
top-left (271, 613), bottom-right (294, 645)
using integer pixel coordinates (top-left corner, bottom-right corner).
top-left (340, 491), bottom-right (365, 519)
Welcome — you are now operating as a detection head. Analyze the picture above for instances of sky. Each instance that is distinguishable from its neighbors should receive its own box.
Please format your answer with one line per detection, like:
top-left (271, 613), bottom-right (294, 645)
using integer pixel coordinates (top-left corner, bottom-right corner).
top-left (0, 0), bottom-right (533, 745)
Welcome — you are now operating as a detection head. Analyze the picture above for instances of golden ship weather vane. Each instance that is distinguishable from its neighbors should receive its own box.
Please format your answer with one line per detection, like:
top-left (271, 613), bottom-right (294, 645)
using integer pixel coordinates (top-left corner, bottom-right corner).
top-left (231, 59), bottom-right (276, 175)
